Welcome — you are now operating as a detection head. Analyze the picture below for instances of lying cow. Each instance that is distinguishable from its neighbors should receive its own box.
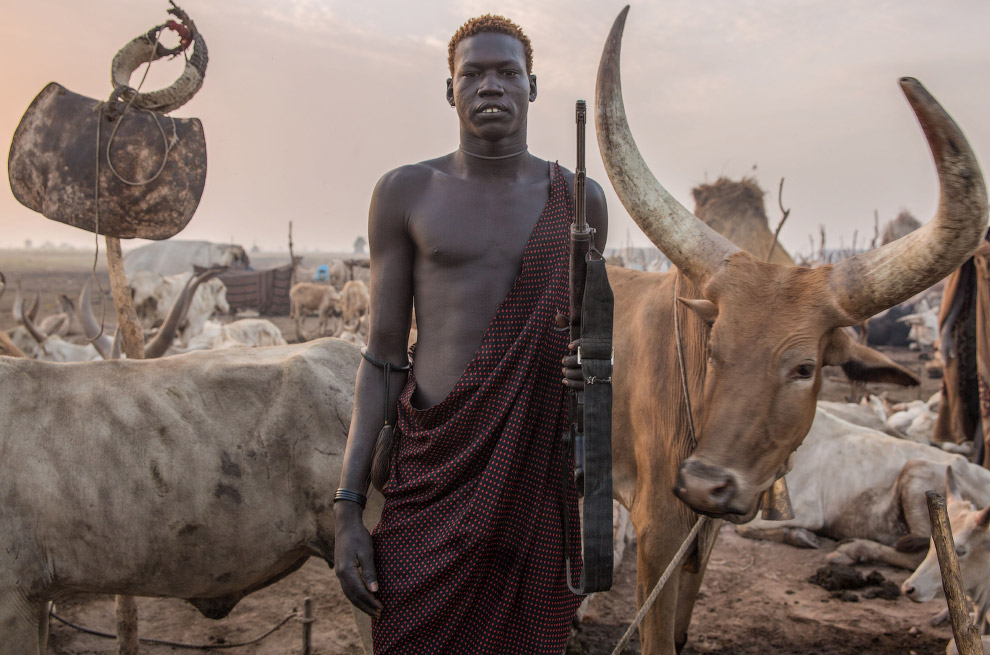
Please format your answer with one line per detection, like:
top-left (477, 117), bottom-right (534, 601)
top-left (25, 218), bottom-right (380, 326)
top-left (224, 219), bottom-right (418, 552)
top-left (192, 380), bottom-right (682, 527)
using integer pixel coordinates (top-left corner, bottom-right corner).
top-left (181, 318), bottom-right (287, 351)
top-left (902, 470), bottom-right (990, 655)
top-left (0, 338), bottom-right (378, 653)
top-left (738, 407), bottom-right (990, 569)
top-left (129, 269), bottom-right (230, 344)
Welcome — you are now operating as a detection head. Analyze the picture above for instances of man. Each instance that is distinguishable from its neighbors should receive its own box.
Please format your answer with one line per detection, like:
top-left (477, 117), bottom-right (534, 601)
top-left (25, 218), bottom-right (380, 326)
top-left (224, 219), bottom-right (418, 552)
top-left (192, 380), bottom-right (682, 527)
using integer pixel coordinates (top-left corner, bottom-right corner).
top-left (334, 14), bottom-right (608, 653)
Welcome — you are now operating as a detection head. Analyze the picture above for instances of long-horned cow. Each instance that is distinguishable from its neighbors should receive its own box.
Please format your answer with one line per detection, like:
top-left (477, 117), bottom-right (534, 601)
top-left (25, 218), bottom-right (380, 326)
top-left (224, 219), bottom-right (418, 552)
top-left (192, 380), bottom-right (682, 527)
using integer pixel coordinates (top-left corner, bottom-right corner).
top-left (0, 338), bottom-right (377, 653)
top-left (597, 8), bottom-right (988, 653)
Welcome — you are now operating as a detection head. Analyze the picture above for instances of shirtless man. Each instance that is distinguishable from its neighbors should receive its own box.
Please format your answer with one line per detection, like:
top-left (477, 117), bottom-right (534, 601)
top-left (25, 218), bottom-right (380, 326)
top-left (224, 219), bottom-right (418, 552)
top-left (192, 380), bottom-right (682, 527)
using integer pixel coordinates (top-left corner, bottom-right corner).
top-left (334, 15), bottom-right (607, 653)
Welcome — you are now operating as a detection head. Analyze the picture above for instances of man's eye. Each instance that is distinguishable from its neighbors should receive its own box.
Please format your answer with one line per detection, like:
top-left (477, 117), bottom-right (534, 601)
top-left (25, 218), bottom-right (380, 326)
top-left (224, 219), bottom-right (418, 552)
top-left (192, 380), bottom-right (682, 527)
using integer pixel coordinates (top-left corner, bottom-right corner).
top-left (502, 70), bottom-right (519, 77)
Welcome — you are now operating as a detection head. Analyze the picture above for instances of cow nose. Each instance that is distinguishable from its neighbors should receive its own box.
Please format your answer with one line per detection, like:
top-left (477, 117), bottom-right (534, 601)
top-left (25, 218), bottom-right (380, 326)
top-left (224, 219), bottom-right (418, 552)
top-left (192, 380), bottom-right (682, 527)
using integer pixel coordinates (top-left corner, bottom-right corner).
top-left (901, 582), bottom-right (915, 597)
top-left (675, 459), bottom-right (738, 514)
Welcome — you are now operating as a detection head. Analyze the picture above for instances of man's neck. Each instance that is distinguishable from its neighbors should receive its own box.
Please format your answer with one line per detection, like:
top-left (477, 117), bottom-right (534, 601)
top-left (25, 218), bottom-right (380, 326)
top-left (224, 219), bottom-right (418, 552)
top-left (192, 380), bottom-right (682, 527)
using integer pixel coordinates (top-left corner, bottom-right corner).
top-left (453, 133), bottom-right (536, 179)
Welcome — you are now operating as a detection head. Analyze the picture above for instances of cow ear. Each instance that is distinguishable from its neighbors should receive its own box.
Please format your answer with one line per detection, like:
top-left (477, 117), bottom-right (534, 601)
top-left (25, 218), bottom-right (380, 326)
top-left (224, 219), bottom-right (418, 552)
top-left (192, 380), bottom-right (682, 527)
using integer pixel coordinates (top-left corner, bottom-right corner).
top-left (975, 505), bottom-right (990, 530)
top-left (678, 297), bottom-right (718, 324)
top-left (823, 328), bottom-right (920, 387)
top-left (945, 466), bottom-right (965, 505)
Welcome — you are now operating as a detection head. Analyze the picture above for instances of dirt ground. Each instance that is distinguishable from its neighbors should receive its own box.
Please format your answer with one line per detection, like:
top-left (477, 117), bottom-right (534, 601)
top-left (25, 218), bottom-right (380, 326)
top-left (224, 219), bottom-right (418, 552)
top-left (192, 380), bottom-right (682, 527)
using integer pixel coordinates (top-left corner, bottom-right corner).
top-left (1, 250), bottom-right (956, 654)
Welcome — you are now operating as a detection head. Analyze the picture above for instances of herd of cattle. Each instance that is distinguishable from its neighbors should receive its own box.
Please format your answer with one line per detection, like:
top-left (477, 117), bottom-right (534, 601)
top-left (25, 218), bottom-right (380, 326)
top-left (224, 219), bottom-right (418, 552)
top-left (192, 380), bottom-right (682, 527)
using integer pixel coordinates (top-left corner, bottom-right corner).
top-left (4, 14), bottom-right (990, 655)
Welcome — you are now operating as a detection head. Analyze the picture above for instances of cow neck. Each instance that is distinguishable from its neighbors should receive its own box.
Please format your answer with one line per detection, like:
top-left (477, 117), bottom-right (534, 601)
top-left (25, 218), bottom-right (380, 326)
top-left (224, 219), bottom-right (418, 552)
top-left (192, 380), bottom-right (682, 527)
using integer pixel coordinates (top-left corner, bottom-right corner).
top-left (673, 273), bottom-right (698, 451)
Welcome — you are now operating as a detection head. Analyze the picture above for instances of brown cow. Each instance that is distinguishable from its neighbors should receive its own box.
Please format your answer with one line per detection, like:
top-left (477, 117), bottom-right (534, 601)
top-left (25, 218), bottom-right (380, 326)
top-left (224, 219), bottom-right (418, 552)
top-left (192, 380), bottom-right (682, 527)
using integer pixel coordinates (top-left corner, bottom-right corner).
top-left (597, 8), bottom-right (988, 653)
top-left (290, 282), bottom-right (340, 341)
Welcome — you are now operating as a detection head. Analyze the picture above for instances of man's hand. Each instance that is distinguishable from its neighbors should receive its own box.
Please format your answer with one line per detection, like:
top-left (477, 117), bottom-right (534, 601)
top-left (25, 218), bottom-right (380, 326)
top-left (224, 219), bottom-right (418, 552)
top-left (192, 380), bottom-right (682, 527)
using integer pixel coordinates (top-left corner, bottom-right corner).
top-left (333, 504), bottom-right (383, 618)
top-left (561, 339), bottom-right (584, 390)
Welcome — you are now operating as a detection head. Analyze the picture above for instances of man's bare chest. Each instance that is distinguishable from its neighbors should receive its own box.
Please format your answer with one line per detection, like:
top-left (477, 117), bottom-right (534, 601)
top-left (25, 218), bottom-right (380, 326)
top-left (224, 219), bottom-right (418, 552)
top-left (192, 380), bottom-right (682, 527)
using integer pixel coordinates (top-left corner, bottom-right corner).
top-left (408, 178), bottom-right (550, 269)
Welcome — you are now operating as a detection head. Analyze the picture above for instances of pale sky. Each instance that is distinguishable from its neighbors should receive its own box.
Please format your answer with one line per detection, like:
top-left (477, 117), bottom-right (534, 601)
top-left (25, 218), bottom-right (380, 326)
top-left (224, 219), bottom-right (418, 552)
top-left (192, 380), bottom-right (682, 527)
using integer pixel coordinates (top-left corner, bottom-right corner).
top-left (2, 0), bottom-right (989, 258)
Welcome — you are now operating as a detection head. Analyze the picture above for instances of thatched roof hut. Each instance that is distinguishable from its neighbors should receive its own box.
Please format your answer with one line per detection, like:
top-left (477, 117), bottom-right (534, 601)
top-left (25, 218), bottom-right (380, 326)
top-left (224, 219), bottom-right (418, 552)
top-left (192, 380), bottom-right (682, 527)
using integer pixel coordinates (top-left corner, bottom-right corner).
top-left (691, 177), bottom-right (795, 267)
top-left (881, 210), bottom-right (922, 245)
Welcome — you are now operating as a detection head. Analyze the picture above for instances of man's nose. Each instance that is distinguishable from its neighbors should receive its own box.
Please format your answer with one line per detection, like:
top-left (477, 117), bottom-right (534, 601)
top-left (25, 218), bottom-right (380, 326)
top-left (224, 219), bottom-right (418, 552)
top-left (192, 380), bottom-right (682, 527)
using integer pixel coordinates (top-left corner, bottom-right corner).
top-left (478, 73), bottom-right (503, 95)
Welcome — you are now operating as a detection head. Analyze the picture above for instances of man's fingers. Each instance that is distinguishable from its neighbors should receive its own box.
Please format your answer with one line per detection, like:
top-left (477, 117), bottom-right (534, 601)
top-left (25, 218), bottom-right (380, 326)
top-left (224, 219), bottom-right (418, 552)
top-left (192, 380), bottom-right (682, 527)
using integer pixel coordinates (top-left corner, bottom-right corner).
top-left (339, 564), bottom-right (382, 617)
top-left (359, 550), bottom-right (380, 594)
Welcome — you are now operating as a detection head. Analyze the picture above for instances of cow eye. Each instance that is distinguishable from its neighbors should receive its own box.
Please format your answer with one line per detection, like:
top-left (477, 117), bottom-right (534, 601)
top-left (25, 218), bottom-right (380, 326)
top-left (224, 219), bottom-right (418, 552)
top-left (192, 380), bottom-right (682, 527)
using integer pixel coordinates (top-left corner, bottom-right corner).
top-left (957, 546), bottom-right (968, 557)
top-left (792, 363), bottom-right (815, 380)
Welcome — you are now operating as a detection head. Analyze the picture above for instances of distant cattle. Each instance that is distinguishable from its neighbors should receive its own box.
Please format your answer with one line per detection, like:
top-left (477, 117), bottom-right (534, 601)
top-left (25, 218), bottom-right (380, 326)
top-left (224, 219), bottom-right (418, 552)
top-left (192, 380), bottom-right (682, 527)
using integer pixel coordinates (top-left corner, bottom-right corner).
top-left (290, 282), bottom-right (340, 341)
top-left (340, 279), bottom-right (370, 327)
top-left (181, 318), bottom-right (287, 351)
top-left (123, 240), bottom-right (249, 276)
top-left (129, 270), bottom-right (230, 344)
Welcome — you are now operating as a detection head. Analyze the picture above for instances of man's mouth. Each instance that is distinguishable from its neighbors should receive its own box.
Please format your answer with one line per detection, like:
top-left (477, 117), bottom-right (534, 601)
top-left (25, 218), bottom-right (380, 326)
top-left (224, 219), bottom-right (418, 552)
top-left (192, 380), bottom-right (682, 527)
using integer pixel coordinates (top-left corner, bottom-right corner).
top-left (477, 104), bottom-right (507, 115)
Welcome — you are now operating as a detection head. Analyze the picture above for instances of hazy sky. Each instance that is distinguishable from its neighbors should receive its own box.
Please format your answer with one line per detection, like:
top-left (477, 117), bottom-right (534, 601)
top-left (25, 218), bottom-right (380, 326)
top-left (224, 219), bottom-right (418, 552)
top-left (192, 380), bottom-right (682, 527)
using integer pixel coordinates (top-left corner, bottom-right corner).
top-left (2, 0), bottom-right (989, 258)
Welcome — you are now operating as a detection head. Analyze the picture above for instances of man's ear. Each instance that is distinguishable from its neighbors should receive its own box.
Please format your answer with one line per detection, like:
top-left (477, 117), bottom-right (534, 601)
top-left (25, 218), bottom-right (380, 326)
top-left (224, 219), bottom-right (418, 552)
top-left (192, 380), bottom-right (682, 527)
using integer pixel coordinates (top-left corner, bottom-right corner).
top-left (823, 328), bottom-right (920, 386)
top-left (446, 78), bottom-right (455, 107)
top-left (529, 74), bottom-right (538, 102)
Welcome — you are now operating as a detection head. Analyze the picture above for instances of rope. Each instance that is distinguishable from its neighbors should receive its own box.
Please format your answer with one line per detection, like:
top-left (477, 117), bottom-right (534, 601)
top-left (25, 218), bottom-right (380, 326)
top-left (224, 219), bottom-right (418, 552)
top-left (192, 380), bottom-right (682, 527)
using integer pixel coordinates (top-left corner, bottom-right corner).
top-left (50, 609), bottom-right (299, 650)
top-left (672, 275), bottom-right (698, 449)
top-left (609, 515), bottom-right (708, 655)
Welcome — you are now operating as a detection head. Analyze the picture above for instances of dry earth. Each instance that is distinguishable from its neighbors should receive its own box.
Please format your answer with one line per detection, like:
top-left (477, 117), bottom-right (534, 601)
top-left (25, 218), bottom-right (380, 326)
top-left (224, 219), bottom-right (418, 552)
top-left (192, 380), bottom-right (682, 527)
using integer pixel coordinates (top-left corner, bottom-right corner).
top-left (0, 250), bottom-right (957, 654)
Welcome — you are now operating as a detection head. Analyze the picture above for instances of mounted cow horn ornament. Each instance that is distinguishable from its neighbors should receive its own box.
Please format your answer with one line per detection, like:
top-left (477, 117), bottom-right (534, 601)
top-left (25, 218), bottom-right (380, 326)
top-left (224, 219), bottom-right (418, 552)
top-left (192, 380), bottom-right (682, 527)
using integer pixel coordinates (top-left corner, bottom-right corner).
top-left (7, 1), bottom-right (207, 240)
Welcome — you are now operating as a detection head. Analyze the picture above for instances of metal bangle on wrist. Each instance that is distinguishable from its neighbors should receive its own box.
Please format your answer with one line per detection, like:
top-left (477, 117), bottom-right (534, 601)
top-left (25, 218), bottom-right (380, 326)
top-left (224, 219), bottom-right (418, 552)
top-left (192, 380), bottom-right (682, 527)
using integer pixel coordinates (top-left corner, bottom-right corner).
top-left (334, 488), bottom-right (367, 509)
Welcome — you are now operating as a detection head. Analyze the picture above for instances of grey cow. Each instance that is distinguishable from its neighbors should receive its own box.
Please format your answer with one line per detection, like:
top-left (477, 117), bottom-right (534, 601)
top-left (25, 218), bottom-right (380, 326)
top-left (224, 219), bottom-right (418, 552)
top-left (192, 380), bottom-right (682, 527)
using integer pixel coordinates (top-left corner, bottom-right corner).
top-left (0, 338), bottom-right (377, 653)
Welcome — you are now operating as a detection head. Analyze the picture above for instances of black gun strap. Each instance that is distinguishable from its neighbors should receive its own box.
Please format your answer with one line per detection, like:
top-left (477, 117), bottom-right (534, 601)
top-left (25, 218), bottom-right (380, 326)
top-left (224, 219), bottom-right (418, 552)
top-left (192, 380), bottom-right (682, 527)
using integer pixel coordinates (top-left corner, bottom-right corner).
top-left (571, 255), bottom-right (614, 594)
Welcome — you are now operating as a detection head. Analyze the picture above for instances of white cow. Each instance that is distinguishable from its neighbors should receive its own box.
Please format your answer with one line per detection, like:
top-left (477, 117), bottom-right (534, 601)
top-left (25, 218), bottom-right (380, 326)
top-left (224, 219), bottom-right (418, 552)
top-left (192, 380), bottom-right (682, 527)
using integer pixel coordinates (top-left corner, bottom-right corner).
top-left (129, 270), bottom-right (230, 343)
top-left (902, 470), bottom-right (990, 655)
top-left (181, 318), bottom-right (287, 351)
top-left (0, 339), bottom-right (380, 653)
top-left (738, 407), bottom-right (990, 567)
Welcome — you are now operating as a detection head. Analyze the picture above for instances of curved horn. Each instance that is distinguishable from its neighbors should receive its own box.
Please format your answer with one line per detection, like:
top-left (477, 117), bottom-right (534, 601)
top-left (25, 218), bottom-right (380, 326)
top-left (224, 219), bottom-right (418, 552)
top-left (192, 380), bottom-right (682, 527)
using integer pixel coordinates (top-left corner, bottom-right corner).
top-left (78, 280), bottom-right (113, 359)
top-left (144, 267), bottom-right (222, 358)
top-left (828, 79), bottom-right (989, 323)
top-left (27, 293), bottom-right (39, 323)
top-left (110, 3), bottom-right (208, 114)
top-left (596, 7), bottom-right (739, 287)
top-left (0, 271), bottom-right (5, 301)
top-left (20, 299), bottom-right (47, 344)
top-left (12, 281), bottom-right (23, 323)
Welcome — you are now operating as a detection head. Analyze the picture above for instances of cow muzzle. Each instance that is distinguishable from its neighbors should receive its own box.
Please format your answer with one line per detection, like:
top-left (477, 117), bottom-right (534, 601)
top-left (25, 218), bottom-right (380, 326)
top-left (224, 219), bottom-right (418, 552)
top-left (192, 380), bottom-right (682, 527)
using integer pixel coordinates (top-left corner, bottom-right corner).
top-left (674, 458), bottom-right (753, 520)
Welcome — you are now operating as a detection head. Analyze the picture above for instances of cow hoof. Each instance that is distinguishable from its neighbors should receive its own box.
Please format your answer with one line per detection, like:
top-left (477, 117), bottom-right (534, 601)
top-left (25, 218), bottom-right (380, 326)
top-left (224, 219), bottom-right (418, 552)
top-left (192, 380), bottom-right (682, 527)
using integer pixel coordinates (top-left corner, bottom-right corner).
top-left (785, 528), bottom-right (821, 549)
top-left (825, 549), bottom-right (856, 566)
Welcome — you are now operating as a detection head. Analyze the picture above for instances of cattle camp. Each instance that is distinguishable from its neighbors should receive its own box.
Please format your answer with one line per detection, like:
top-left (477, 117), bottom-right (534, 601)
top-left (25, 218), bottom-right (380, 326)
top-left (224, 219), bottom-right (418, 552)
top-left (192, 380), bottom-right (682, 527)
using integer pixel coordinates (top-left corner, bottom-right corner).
top-left (3, 3), bottom-right (990, 655)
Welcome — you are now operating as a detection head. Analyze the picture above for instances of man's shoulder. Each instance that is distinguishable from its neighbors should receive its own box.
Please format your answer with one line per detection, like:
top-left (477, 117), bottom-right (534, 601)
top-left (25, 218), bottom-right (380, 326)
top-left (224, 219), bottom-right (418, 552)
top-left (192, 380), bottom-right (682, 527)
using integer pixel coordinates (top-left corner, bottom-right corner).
top-left (374, 155), bottom-right (455, 195)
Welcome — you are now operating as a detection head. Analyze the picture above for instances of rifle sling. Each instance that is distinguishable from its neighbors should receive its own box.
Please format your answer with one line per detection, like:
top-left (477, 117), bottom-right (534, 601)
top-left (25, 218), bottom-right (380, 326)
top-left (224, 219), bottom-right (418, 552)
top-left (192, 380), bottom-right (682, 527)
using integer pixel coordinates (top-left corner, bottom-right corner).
top-left (566, 254), bottom-right (614, 594)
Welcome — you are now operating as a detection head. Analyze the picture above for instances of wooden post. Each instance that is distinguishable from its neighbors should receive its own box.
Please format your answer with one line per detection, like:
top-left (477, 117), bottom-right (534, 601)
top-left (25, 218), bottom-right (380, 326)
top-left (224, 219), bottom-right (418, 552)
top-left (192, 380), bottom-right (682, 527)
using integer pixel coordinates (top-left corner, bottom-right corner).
top-left (288, 221), bottom-right (298, 288)
top-left (301, 597), bottom-right (313, 655)
top-left (926, 491), bottom-right (985, 655)
top-left (105, 236), bottom-right (145, 361)
top-left (105, 236), bottom-right (143, 655)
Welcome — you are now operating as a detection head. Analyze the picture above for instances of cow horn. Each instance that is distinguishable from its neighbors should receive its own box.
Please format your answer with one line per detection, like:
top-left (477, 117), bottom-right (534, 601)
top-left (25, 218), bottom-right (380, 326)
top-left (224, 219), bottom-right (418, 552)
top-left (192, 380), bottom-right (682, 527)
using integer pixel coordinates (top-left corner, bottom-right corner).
top-left (110, 2), bottom-right (208, 114)
top-left (20, 299), bottom-right (48, 344)
top-left (78, 280), bottom-right (114, 359)
top-left (10, 283), bottom-right (37, 324)
top-left (0, 272), bottom-right (5, 300)
top-left (143, 267), bottom-right (222, 358)
top-left (828, 80), bottom-right (988, 323)
top-left (596, 6), bottom-right (739, 287)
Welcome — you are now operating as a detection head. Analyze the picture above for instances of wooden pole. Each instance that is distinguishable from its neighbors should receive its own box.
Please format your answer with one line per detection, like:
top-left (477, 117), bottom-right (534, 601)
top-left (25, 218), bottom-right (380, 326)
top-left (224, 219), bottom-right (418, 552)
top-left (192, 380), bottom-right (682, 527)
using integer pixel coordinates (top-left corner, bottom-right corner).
top-left (105, 236), bottom-right (145, 361)
top-left (301, 597), bottom-right (313, 655)
top-left (926, 491), bottom-right (985, 655)
top-left (105, 235), bottom-right (142, 655)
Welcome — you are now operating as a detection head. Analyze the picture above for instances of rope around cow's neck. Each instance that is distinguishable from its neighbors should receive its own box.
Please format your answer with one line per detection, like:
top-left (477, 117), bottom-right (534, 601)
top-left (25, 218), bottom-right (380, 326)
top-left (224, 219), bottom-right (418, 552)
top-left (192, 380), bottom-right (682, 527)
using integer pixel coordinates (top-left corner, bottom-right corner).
top-left (608, 276), bottom-right (708, 655)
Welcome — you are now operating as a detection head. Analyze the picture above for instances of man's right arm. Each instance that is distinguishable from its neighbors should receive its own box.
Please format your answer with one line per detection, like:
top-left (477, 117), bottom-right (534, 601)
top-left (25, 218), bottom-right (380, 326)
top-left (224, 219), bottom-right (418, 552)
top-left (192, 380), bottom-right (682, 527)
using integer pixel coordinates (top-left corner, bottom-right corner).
top-left (333, 167), bottom-right (416, 618)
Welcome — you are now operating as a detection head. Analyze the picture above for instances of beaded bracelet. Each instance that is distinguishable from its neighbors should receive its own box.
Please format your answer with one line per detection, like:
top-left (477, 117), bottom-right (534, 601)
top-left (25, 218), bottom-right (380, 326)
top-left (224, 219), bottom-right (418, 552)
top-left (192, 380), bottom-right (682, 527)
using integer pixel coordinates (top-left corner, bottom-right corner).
top-left (334, 488), bottom-right (367, 509)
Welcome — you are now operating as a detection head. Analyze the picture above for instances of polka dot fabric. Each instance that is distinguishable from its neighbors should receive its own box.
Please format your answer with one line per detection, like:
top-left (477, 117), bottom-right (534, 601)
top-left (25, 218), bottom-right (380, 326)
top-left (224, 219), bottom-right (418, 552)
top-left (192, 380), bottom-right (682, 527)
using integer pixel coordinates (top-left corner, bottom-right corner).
top-left (371, 162), bottom-right (582, 654)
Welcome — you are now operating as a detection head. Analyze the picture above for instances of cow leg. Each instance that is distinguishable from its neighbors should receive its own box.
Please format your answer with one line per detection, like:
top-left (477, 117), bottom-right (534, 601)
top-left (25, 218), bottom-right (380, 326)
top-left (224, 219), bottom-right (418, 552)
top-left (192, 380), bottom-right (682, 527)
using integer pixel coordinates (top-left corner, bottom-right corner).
top-left (0, 590), bottom-right (45, 655)
top-left (826, 539), bottom-right (925, 570)
top-left (735, 525), bottom-right (821, 549)
top-left (634, 524), bottom-right (686, 655)
top-left (672, 520), bottom-right (721, 653)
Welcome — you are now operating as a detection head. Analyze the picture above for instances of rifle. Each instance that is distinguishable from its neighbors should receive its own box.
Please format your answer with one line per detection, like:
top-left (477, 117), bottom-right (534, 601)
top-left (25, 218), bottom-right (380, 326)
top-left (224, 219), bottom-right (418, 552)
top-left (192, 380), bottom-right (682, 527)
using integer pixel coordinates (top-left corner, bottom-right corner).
top-left (564, 100), bottom-right (614, 595)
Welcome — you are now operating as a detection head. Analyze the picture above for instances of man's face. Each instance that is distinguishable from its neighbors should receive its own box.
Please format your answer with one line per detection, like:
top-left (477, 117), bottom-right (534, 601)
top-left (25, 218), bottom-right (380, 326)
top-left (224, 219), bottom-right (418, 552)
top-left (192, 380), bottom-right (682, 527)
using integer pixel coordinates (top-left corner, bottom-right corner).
top-left (448, 32), bottom-right (536, 141)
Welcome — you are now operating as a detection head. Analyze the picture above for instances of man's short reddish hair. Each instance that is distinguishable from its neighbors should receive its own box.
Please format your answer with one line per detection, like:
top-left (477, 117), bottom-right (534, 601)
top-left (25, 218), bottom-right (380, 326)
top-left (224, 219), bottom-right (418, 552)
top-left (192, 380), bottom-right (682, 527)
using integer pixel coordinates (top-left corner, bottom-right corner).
top-left (448, 14), bottom-right (534, 75)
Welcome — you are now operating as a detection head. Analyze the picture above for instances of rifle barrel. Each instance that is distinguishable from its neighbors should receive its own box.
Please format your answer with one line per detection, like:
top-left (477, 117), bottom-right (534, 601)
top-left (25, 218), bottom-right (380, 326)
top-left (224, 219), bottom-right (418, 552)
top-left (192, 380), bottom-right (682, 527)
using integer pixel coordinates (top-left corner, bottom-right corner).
top-left (574, 100), bottom-right (587, 233)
